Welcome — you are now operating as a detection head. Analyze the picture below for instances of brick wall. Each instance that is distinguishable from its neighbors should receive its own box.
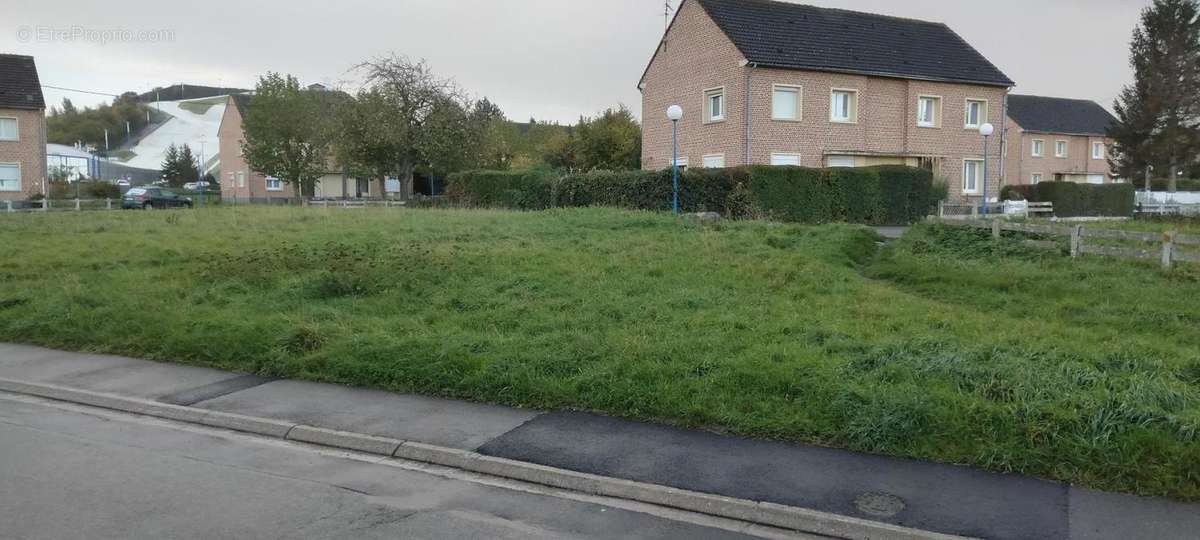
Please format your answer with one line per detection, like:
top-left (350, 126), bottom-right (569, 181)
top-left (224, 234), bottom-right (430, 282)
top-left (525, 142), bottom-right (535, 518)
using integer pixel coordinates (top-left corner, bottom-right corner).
top-left (640, 0), bottom-right (1009, 204)
top-left (0, 107), bottom-right (47, 201)
top-left (218, 97), bottom-right (298, 202)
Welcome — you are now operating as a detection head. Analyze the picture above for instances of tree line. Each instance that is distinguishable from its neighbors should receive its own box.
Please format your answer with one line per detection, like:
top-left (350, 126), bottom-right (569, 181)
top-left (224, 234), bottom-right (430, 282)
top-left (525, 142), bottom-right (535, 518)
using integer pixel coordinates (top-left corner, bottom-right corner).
top-left (240, 55), bottom-right (641, 198)
top-left (1109, 0), bottom-right (1200, 190)
top-left (46, 93), bottom-right (156, 151)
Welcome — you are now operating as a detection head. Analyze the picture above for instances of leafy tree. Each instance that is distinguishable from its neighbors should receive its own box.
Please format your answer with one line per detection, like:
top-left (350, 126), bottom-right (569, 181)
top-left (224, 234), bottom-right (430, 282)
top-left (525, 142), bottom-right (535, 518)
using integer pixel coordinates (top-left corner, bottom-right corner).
top-left (241, 73), bottom-right (337, 198)
top-left (46, 94), bottom-right (152, 150)
top-left (572, 106), bottom-right (641, 171)
top-left (339, 55), bottom-right (476, 197)
top-left (1109, 0), bottom-right (1200, 191)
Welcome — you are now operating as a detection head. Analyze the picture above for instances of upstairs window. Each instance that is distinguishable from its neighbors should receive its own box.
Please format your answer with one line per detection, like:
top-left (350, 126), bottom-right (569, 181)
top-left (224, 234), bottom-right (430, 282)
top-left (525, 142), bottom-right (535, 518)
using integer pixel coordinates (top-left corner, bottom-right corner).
top-left (0, 118), bottom-right (16, 141)
top-left (917, 96), bottom-right (941, 128)
top-left (1056, 140), bottom-right (1068, 158)
top-left (1092, 142), bottom-right (1105, 159)
top-left (704, 88), bottom-right (725, 123)
top-left (1032, 140), bottom-right (1044, 157)
top-left (964, 99), bottom-right (987, 128)
top-left (772, 85), bottom-right (801, 121)
top-left (830, 89), bottom-right (858, 123)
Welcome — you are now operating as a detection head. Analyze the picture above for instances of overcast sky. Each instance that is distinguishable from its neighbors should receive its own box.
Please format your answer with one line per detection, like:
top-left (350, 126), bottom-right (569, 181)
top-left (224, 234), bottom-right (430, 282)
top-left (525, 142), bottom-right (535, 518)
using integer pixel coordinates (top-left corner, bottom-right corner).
top-left (2, 0), bottom-right (1147, 124)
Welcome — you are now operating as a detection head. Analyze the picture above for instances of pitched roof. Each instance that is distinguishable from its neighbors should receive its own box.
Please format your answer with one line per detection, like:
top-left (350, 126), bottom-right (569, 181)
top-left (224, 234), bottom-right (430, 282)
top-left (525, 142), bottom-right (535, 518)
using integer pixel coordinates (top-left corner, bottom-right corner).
top-left (693, 0), bottom-right (1014, 87)
top-left (1006, 95), bottom-right (1117, 136)
top-left (231, 93), bottom-right (252, 116)
top-left (0, 54), bottom-right (45, 110)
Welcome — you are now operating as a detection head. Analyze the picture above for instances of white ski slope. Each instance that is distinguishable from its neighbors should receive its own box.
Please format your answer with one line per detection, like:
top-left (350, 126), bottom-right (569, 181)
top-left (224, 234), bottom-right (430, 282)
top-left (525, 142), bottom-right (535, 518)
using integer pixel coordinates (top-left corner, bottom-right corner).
top-left (121, 96), bottom-right (227, 174)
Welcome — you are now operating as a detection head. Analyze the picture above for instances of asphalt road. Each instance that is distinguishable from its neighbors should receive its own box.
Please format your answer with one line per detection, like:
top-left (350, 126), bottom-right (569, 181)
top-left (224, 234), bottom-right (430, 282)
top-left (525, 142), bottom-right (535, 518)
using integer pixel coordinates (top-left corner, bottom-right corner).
top-left (0, 393), bottom-right (796, 540)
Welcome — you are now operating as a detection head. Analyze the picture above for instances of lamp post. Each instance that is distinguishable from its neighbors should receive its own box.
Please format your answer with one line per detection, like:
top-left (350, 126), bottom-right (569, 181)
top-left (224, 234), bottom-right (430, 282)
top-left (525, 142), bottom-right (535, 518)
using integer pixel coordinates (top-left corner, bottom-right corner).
top-left (979, 122), bottom-right (995, 214)
top-left (666, 105), bottom-right (683, 213)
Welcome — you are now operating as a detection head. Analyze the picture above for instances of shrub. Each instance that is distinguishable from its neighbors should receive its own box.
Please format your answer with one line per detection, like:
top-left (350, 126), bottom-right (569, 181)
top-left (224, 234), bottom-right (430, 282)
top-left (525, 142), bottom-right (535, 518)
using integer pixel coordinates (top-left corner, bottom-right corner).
top-left (445, 169), bottom-right (556, 209)
top-left (1146, 178), bottom-right (1200, 192)
top-left (1000, 184), bottom-right (1036, 201)
top-left (748, 165), bottom-right (934, 225)
top-left (1017, 181), bottom-right (1135, 217)
top-left (83, 182), bottom-right (121, 199)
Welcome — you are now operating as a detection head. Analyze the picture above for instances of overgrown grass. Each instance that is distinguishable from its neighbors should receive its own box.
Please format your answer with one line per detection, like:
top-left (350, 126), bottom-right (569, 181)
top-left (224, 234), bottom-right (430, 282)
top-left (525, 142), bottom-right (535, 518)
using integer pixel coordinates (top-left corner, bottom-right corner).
top-left (0, 208), bottom-right (1196, 499)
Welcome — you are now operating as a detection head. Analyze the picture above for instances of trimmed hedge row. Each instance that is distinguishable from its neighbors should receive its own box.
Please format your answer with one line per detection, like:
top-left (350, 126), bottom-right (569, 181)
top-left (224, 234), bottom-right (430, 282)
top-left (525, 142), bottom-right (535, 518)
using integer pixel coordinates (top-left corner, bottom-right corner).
top-left (446, 165), bottom-right (936, 225)
top-left (1000, 181), bottom-right (1135, 217)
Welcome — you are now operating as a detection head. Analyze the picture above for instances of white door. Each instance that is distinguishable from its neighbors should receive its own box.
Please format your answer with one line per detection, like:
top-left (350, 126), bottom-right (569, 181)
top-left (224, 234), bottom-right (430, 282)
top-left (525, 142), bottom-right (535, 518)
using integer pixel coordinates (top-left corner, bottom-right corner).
top-left (1086, 174), bottom-right (1105, 185)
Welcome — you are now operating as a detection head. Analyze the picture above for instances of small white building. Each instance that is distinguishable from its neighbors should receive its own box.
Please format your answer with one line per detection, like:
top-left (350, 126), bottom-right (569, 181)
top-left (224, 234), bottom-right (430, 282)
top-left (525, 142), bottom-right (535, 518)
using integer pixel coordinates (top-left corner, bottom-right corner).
top-left (46, 143), bottom-right (96, 181)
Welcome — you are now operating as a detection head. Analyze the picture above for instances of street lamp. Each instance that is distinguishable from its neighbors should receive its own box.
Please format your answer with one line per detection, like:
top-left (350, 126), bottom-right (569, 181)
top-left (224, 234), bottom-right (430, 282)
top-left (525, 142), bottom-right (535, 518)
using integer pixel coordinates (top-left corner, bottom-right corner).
top-left (667, 105), bottom-right (683, 213)
top-left (979, 122), bottom-right (995, 214)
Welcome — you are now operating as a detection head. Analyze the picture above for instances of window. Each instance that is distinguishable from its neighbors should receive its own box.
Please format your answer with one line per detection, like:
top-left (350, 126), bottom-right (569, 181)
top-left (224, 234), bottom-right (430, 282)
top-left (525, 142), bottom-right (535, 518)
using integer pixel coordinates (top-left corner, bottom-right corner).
top-left (702, 154), bottom-right (725, 168)
top-left (830, 89), bottom-right (858, 123)
top-left (0, 118), bottom-right (16, 141)
top-left (704, 87), bottom-right (725, 123)
top-left (1092, 142), bottom-right (1105, 160)
top-left (237, 172), bottom-right (246, 188)
top-left (772, 85), bottom-right (802, 121)
top-left (265, 176), bottom-right (282, 191)
top-left (962, 159), bottom-right (983, 193)
top-left (1031, 173), bottom-right (1043, 184)
top-left (964, 99), bottom-right (987, 128)
top-left (917, 96), bottom-right (941, 128)
top-left (0, 163), bottom-right (19, 192)
top-left (770, 153), bottom-right (801, 166)
top-left (1032, 140), bottom-right (1044, 157)
top-left (1056, 140), bottom-right (1068, 158)
top-left (671, 156), bottom-right (689, 170)
top-left (827, 156), bottom-right (857, 168)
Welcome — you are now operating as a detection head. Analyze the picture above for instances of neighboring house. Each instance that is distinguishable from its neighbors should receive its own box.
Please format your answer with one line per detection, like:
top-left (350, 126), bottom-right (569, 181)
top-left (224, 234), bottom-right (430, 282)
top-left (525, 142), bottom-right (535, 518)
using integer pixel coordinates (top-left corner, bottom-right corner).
top-left (639, 0), bottom-right (1015, 204)
top-left (1003, 95), bottom-right (1118, 186)
top-left (0, 53), bottom-right (47, 201)
top-left (218, 93), bottom-right (379, 203)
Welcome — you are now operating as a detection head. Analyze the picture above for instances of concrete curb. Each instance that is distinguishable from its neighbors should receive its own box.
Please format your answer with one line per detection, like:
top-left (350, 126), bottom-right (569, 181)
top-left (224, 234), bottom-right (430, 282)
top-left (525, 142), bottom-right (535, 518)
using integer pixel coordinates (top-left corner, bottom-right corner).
top-left (0, 377), bottom-right (973, 540)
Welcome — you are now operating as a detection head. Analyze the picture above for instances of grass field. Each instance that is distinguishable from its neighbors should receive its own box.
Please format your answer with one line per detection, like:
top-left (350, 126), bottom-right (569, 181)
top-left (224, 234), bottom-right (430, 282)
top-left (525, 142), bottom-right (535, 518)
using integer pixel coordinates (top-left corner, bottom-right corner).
top-left (0, 207), bottom-right (1196, 499)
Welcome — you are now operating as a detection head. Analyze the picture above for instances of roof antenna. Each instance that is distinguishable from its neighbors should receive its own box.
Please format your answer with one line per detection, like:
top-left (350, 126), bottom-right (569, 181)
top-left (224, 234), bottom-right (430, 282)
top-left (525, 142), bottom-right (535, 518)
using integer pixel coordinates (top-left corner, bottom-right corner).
top-left (664, 0), bottom-right (674, 30)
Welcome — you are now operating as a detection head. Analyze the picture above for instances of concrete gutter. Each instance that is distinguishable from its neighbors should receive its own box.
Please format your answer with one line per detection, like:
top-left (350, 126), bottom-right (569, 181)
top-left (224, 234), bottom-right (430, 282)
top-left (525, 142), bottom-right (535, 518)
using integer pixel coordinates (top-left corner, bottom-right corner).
top-left (0, 377), bottom-right (974, 540)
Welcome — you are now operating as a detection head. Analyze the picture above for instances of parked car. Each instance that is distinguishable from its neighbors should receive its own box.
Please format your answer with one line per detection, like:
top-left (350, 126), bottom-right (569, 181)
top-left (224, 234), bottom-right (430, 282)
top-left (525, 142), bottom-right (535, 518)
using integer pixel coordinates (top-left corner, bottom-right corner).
top-left (122, 187), bottom-right (193, 209)
top-left (182, 181), bottom-right (211, 191)
top-left (116, 179), bottom-right (131, 187)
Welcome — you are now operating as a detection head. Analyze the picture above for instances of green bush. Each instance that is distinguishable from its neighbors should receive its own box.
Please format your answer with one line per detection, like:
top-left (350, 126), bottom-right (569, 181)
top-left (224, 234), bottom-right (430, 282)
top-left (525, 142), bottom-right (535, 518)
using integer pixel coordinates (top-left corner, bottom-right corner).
top-left (1012, 182), bottom-right (1134, 217)
top-left (445, 169), bottom-right (555, 210)
top-left (447, 165), bottom-right (934, 224)
top-left (1146, 178), bottom-right (1200, 192)
top-left (83, 182), bottom-right (121, 199)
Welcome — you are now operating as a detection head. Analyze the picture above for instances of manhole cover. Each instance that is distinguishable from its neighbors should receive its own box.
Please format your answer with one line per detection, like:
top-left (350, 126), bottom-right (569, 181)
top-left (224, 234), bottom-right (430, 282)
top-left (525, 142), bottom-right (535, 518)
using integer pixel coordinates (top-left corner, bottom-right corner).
top-left (854, 492), bottom-right (906, 518)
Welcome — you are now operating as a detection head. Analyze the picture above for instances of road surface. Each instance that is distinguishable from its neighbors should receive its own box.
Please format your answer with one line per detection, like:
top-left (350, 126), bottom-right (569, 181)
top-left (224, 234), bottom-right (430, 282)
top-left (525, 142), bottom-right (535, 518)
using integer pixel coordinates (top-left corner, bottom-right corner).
top-left (0, 392), bottom-right (804, 540)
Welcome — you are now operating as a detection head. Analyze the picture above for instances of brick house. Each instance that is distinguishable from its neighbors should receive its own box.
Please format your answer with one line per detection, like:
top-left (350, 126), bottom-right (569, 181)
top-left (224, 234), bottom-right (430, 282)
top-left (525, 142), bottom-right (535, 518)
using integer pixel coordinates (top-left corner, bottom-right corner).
top-left (639, 0), bottom-right (1015, 204)
top-left (1003, 95), bottom-right (1118, 186)
top-left (0, 54), bottom-right (47, 201)
top-left (218, 93), bottom-right (380, 203)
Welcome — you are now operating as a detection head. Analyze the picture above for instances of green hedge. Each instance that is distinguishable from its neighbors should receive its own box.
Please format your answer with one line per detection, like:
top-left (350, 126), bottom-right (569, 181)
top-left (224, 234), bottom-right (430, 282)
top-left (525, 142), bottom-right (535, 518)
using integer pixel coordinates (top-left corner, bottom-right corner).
top-left (1146, 178), bottom-right (1200, 192)
top-left (999, 181), bottom-right (1134, 217)
top-left (447, 165), bottom-right (935, 224)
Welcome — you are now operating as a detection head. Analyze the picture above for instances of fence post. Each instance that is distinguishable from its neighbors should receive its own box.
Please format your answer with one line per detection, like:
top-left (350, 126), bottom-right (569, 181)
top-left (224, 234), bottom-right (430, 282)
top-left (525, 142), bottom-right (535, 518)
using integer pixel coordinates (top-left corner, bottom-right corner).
top-left (43, 199), bottom-right (50, 212)
top-left (971, 202), bottom-right (979, 218)
top-left (4, 200), bottom-right (10, 213)
top-left (74, 199), bottom-right (81, 211)
top-left (938, 201), bottom-right (945, 218)
top-left (991, 219), bottom-right (1001, 240)
top-left (1070, 225), bottom-right (1083, 259)
top-left (1162, 231), bottom-right (1176, 270)
top-left (106, 198), bottom-right (112, 210)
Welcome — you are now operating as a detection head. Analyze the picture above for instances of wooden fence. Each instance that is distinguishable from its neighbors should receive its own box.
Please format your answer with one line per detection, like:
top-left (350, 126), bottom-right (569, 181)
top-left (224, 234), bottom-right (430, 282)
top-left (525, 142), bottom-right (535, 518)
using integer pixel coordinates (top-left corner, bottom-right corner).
top-left (937, 218), bottom-right (1200, 269)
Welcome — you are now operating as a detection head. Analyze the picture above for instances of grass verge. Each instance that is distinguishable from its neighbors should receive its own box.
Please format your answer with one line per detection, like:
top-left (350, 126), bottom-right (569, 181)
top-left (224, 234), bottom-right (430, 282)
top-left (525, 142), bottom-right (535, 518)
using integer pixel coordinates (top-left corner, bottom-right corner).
top-left (0, 208), bottom-right (1196, 499)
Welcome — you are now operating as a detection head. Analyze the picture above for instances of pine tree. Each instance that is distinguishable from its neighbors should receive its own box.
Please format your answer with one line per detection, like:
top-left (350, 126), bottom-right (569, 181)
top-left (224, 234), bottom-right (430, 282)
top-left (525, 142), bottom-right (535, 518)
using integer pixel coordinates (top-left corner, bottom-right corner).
top-left (1109, 0), bottom-right (1200, 191)
top-left (160, 144), bottom-right (181, 184)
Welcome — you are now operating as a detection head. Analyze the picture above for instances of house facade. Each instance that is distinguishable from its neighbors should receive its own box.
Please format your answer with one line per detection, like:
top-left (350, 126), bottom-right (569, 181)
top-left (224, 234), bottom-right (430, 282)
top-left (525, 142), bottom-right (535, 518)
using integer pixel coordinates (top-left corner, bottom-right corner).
top-left (0, 54), bottom-right (47, 201)
top-left (218, 93), bottom-right (380, 203)
top-left (640, 0), bottom-right (1015, 204)
top-left (1003, 95), bottom-right (1117, 185)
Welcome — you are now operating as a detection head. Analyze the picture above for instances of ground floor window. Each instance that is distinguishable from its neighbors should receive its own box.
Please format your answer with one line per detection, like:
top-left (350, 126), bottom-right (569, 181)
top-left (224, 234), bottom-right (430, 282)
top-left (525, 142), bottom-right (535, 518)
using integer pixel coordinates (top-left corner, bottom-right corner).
top-left (702, 154), bottom-right (725, 168)
top-left (770, 153), bottom-right (801, 166)
top-left (671, 156), bottom-right (688, 170)
top-left (0, 163), bottom-right (19, 192)
top-left (265, 177), bottom-right (282, 191)
top-left (826, 156), bottom-right (856, 168)
top-left (1031, 173), bottom-right (1043, 184)
top-left (962, 159), bottom-right (982, 193)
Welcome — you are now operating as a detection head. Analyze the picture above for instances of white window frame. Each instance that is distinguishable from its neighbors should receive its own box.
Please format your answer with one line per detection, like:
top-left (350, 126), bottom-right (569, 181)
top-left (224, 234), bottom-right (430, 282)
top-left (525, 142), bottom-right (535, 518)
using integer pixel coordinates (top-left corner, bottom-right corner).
top-left (1031, 139), bottom-right (1044, 157)
top-left (671, 156), bottom-right (689, 169)
top-left (703, 87), bottom-right (725, 123)
top-left (1055, 140), bottom-right (1068, 158)
top-left (771, 84), bottom-right (803, 121)
top-left (237, 172), bottom-right (246, 188)
top-left (1092, 142), bottom-right (1105, 160)
top-left (0, 162), bottom-right (21, 192)
top-left (830, 88), bottom-right (859, 124)
top-left (770, 153), bottom-right (801, 167)
top-left (701, 154), bottom-right (726, 168)
top-left (962, 159), bottom-right (983, 194)
top-left (964, 99), bottom-right (988, 129)
top-left (265, 176), bottom-right (283, 191)
top-left (0, 117), bottom-right (17, 141)
top-left (1031, 173), bottom-right (1043, 184)
top-left (826, 156), bottom-right (857, 168)
top-left (917, 95), bottom-right (941, 128)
